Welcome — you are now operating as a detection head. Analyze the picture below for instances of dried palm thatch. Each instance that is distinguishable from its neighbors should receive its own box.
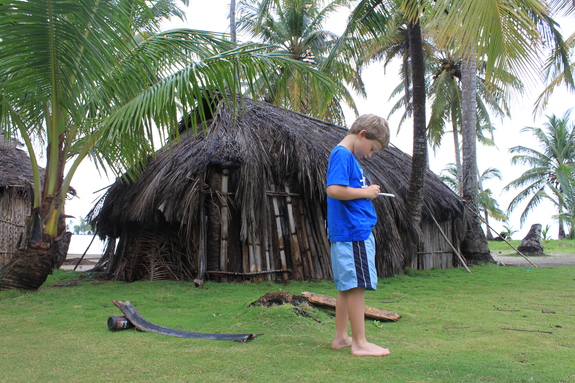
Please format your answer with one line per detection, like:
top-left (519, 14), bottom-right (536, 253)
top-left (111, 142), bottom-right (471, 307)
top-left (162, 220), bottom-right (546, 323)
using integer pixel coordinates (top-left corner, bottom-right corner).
top-left (0, 140), bottom-right (34, 268)
top-left (89, 98), bottom-right (468, 282)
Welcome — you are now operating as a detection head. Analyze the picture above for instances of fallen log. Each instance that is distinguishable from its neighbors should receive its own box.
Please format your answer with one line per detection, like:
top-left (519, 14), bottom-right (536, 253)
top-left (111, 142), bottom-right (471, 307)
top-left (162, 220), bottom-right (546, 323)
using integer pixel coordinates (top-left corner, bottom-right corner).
top-left (301, 292), bottom-right (401, 322)
top-left (112, 300), bottom-right (260, 342)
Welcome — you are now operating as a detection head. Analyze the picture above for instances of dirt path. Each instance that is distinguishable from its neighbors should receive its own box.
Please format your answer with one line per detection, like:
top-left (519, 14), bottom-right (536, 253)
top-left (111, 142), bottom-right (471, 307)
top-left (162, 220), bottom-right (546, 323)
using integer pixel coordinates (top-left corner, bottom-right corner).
top-left (491, 253), bottom-right (575, 267)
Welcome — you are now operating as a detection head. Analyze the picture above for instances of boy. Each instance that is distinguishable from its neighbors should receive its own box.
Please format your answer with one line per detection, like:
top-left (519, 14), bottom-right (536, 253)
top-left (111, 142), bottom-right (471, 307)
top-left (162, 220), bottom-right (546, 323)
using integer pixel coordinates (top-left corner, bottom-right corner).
top-left (326, 114), bottom-right (390, 357)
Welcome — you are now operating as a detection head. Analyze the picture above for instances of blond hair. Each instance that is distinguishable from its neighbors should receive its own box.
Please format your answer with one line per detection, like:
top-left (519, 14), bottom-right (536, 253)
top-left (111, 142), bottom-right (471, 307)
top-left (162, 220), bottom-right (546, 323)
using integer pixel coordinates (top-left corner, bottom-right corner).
top-left (348, 114), bottom-right (390, 149)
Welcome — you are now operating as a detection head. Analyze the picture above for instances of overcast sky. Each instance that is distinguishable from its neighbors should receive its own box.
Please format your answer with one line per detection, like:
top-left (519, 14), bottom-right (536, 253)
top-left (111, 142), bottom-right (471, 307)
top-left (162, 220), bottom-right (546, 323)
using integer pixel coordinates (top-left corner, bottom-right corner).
top-left (66, 1), bottom-right (575, 244)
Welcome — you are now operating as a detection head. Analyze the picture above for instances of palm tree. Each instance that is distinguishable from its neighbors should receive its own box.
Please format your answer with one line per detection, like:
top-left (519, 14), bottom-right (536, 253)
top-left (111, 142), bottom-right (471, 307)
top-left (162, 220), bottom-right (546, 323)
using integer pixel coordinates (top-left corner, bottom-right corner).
top-left (427, 54), bottom-right (521, 176)
top-left (72, 217), bottom-right (92, 235)
top-left (534, 1), bottom-right (575, 112)
top-left (426, 0), bottom-right (570, 263)
top-left (236, 0), bottom-right (360, 124)
top-left (330, 0), bottom-right (568, 262)
top-left (440, 164), bottom-right (507, 240)
top-left (504, 110), bottom-right (575, 239)
top-left (334, 0), bottom-right (429, 224)
top-left (0, 0), bottom-right (342, 290)
top-left (553, 169), bottom-right (575, 238)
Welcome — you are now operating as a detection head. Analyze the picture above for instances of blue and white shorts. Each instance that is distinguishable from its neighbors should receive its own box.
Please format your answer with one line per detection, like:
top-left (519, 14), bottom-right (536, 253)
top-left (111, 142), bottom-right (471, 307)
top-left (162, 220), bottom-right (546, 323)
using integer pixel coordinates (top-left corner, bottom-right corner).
top-left (330, 233), bottom-right (377, 291)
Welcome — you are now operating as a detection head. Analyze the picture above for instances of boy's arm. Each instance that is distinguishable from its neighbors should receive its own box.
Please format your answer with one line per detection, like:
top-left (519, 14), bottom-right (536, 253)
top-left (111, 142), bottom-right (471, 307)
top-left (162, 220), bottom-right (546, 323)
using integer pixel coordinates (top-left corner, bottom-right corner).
top-left (327, 184), bottom-right (381, 200)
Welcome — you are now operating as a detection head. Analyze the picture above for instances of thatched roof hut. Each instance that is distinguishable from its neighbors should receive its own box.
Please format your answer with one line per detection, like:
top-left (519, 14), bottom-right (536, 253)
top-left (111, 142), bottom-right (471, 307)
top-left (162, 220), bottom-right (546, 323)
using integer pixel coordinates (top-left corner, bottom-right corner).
top-left (89, 99), bottom-right (468, 282)
top-left (0, 140), bottom-right (35, 267)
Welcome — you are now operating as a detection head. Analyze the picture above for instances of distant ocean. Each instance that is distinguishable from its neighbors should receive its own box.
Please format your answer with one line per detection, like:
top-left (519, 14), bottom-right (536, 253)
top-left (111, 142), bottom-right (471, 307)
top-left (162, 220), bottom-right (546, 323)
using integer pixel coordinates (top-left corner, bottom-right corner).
top-left (68, 234), bottom-right (106, 255)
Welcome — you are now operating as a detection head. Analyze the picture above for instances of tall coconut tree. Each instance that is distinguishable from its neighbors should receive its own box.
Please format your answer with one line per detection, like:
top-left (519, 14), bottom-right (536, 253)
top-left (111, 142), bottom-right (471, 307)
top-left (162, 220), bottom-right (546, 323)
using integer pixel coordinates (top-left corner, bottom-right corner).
top-left (504, 111), bottom-right (575, 239)
top-left (0, 0), bottom-right (343, 291)
top-left (427, 0), bottom-right (570, 263)
top-left (236, 0), bottom-right (360, 124)
top-left (427, 54), bottom-right (521, 174)
top-left (553, 167), bottom-right (575, 238)
top-left (330, 0), bottom-right (568, 262)
top-left (441, 164), bottom-right (508, 239)
top-left (333, 0), bottom-right (429, 224)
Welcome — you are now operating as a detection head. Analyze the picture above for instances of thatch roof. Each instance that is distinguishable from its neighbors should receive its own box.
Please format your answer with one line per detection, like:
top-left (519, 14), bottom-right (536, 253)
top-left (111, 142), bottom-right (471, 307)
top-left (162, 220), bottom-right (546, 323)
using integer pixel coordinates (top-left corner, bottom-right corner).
top-left (0, 140), bottom-right (35, 189)
top-left (90, 98), bottom-right (466, 279)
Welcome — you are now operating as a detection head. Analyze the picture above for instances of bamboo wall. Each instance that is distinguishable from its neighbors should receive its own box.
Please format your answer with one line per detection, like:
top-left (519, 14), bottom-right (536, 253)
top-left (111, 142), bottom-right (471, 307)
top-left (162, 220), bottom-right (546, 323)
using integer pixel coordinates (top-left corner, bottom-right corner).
top-left (0, 187), bottom-right (29, 267)
top-left (104, 169), bottom-right (464, 282)
top-left (409, 220), bottom-right (457, 270)
top-left (201, 173), bottom-right (332, 283)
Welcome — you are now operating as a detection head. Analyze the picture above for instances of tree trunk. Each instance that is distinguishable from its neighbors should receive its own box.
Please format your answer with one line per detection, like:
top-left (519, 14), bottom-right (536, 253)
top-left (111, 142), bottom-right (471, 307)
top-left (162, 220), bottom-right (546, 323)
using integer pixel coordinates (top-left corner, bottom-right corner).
top-left (406, 20), bottom-right (427, 226)
top-left (452, 118), bottom-right (463, 196)
top-left (0, 133), bottom-right (71, 290)
top-left (0, 232), bottom-right (71, 291)
top-left (460, 55), bottom-right (494, 263)
top-left (558, 201), bottom-right (566, 239)
top-left (229, 0), bottom-right (237, 44)
top-left (483, 210), bottom-right (494, 240)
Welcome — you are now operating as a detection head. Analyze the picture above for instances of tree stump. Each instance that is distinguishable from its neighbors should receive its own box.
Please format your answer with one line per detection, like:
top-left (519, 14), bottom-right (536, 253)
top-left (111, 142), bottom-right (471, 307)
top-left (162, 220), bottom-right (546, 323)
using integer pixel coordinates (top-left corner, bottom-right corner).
top-left (517, 224), bottom-right (544, 256)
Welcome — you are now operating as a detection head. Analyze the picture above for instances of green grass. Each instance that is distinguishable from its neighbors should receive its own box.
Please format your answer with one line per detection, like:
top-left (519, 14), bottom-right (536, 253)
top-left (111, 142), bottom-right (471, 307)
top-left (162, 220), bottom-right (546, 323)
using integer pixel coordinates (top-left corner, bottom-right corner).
top-left (488, 238), bottom-right (575, 256)
top-left (1, 264), bottom-right (575, 383)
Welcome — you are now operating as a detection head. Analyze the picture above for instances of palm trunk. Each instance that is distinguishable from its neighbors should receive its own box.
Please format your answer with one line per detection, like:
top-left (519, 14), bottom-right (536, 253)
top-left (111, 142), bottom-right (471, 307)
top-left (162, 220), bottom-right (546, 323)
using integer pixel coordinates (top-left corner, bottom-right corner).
top-left (229, 0), bottom-right (237, 44)
top-left (0, 135), bottom-right (70, 290)
top-left (406, 20), bottom-right (427, 225)
top-left (452, 117), bottom-right (463, 196)
top-left (558, 200), bottom-right (566, 239)
top-left (460, 55), bottom-right (493, 263)
top-left (483, 210), bottom-right (494, 240)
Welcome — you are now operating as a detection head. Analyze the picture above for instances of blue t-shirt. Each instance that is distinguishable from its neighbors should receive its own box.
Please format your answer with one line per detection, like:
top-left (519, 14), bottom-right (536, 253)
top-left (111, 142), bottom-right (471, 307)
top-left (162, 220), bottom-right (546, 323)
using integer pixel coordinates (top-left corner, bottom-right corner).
top-left (326, 145), bottom-right (377, 242)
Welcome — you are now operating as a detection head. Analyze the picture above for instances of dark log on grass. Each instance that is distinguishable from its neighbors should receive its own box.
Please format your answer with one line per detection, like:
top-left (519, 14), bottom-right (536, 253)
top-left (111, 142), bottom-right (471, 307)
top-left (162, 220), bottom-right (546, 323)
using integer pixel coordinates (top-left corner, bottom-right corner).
top-left (112, 300), bottom-right (260, 342)
top-left (301, 292), bottom-right (401, 322)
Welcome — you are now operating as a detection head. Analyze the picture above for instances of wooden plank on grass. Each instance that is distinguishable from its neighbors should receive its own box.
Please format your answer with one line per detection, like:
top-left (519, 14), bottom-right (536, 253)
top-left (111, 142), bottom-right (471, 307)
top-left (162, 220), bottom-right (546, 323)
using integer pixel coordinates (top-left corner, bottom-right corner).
top-left (301, 292), bottom-right (401, 322)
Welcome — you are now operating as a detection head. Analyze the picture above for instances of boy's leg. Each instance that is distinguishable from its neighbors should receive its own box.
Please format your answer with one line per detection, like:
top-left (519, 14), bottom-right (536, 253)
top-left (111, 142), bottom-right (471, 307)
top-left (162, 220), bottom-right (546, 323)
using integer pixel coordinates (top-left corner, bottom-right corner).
top-left (331, 290), bottom-right (352, 349)
top-left (346, 287), bottom-right (390, 357)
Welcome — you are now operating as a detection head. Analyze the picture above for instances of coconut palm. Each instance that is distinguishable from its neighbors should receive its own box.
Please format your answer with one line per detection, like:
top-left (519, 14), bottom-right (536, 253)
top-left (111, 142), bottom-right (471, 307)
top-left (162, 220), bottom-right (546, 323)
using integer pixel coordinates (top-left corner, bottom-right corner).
top-left (236, 0), bottom-right (359, 124)
top-left (331, 0), bottom-right (429, 224)
top-left (426, 0), bottom-right (570, 263)
top-left (0, 0), bottom-right (343, 290)
top-left (427, 54), bottom-right (520, 154)
top-left (504, 110), bottom-right (575, 239)
top-left (553, 169), bottom-right (575, 238)
top-left (320, 0), bottom-right (567, 263)
top-left (534, 1), bottom-right (575, 112)
top-left (440, 164), bottom-right (507, 240)
top-left (387, 45), bottom-right (521, 185)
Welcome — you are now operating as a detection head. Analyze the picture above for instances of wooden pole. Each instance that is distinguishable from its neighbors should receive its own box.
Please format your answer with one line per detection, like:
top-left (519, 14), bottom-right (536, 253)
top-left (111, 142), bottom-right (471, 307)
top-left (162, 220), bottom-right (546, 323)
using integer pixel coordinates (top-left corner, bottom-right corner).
top-left (196, 192), bottom-right (207, 282)
top-left (219, 169), bottom-right (229, 274)
top-left (430, 214), bottom-right (472, 273)
top-left (270, 185), bottom-right (289, 280)
top-left (285, 185), bottom-right (302, 279)
top-left (73, 233), bottom-right (97, 271)
top-left (296, 193), bottom-right (313, 279)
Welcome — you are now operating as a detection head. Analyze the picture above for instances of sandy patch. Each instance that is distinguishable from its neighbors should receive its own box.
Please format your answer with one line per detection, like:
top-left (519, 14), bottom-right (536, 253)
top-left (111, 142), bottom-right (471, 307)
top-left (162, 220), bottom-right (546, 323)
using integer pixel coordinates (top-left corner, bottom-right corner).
top-left (491, 253), bottom-right (575, 267)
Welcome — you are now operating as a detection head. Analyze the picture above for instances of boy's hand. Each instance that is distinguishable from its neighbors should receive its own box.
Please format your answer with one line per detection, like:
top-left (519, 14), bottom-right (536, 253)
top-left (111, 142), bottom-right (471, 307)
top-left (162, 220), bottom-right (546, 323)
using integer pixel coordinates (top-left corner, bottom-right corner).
top-left (327, 184), bottom-right (380, 200)
top-left (363, 185), bottom-right (381, 200)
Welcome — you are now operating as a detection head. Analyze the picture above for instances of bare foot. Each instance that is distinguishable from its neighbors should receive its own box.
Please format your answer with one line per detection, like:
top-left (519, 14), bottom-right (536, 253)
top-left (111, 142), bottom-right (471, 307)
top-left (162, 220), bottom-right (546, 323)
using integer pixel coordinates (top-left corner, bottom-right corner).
top-left (351, 342), bottom-right (390, 357)
top-left (331, 337), bottom-right (352, 350)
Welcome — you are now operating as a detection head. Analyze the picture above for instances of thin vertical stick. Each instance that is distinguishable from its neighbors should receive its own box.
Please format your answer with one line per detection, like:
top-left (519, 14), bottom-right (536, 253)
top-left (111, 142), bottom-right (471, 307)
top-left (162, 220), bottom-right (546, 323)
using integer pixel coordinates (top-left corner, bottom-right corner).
top-left (430, 214), bottom-right (471, 273)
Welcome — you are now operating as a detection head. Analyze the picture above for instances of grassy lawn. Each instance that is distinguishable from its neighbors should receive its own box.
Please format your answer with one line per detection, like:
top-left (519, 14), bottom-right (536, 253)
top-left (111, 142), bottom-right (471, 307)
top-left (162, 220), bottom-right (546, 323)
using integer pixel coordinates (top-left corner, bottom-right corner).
top-left (1, 260), bottom-right (575, 383)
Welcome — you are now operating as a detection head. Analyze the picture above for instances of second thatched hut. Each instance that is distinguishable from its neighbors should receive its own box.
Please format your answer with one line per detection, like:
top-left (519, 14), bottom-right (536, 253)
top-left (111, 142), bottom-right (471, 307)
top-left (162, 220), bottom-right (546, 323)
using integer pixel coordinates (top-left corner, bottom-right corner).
top-left (0, 140), bottom-right (35, 268)
top-left (89, 99), bottom-right (469, 282)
